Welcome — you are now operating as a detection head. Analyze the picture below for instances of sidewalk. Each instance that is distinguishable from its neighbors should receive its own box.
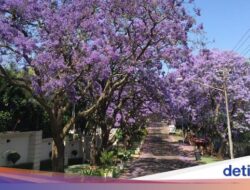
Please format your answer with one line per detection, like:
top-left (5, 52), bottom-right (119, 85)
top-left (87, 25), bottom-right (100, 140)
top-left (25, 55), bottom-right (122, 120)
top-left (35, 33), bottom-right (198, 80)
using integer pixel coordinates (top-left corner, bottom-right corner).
top-left (119, 125), bottom-right (198, 179)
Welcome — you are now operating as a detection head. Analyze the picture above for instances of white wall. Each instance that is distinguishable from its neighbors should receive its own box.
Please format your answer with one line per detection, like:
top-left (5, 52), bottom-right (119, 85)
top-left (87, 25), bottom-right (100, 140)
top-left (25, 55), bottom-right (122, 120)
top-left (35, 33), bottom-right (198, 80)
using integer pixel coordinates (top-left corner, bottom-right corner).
top-left (0, 131), bottom-right (34, 166)
top-left (40, 138), bottom-right (52, 161)
top-left (66, 139), bottom-right (83, 159)
top-left (0, 129), bottom-right (115, 168)
top-left (0, 132), bottom-right (86, 168)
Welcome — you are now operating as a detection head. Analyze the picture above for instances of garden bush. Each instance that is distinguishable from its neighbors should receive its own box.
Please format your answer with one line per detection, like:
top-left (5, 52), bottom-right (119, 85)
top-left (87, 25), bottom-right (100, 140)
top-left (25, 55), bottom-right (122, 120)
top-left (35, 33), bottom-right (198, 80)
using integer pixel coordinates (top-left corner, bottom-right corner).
top-left (100, 151), bottom-right (116, 167)
top-left (65, 164), bottom-right (121, 178)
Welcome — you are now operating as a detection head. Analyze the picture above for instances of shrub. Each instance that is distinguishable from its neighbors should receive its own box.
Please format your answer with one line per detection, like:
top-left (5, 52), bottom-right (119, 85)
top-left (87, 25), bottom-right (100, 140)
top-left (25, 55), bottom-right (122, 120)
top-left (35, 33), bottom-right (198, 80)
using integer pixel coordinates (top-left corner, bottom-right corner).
top-left (100, 151), bottom-right (115, 167)
top-left (114, 129), bottom-right (123, 141)
top-left (80, 166), bottom-right (99, 176)
top-left (65, 165), bottom-right (121, 178)
top-left (116, 148), bottom-right (132, 161)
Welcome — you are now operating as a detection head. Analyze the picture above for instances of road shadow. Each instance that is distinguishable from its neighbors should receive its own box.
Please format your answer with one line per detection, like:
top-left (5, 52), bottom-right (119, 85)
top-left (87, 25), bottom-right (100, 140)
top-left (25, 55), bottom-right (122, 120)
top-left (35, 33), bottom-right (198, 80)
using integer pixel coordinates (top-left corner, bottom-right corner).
top-left (121, 158), bottom-right (197, 178)
top-left (119, 126), bottom-right (197, 179)
top-left (142, 134), bottom-right (194, 158)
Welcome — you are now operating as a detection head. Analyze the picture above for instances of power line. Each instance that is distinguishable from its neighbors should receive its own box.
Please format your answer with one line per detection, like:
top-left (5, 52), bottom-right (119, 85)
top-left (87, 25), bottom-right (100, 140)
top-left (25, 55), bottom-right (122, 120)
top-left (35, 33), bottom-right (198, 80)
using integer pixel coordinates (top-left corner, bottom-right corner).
top-left (232, 28), bottom-right (250, 51)
top-left (243, 46), bottom-right (250, 57)
top-left (240, 43), bottom-right (250, 55)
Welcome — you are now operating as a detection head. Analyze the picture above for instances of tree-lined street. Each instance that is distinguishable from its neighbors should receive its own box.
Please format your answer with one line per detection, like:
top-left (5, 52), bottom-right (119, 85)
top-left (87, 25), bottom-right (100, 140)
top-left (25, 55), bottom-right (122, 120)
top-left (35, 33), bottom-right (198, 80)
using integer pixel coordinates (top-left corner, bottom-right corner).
top-left (119, 124), bottom-right (197, 179)
top-left (0, 0), bottom-right (250, 177)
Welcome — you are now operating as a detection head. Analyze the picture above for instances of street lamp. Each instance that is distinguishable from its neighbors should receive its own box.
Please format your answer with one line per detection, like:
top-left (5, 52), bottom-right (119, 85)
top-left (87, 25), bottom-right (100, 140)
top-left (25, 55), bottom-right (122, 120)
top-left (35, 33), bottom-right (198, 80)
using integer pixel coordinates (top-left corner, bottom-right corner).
top-left (177, 68), bottom-right (234, 159)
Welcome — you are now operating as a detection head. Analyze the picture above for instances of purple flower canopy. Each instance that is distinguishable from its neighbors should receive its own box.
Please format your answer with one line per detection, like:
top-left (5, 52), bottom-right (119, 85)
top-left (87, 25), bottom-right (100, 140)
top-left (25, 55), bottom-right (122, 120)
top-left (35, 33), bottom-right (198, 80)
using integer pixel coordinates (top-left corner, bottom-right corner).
top-left (165, 49), bottom-right (250, 132)
top-left (1, 0), bottom-right (249, 131)
top-left (0, 0), bottom-right (198, 123)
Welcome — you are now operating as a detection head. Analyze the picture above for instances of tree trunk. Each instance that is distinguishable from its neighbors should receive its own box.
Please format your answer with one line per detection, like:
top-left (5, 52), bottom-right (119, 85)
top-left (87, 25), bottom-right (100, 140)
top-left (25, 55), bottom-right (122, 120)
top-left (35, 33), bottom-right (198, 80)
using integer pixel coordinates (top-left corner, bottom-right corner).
top-left (217, 139), bottom-right (227, 159)
top-left (123, 134), bottom-right (130, 148)
top-left (101, 125), bottom-right (110, 150)
top-left (89, 131), bottom-right (97, 165)
top-left (51, 137), bottom-right (65, 172)
top-left (79, 132), bottom-right (85, 163)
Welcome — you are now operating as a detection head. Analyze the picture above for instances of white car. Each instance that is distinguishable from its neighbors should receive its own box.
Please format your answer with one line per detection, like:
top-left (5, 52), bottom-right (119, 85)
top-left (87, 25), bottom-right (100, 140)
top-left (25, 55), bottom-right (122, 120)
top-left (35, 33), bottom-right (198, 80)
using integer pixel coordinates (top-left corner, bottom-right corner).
top-left (168, 124), bottom-right (176, 134)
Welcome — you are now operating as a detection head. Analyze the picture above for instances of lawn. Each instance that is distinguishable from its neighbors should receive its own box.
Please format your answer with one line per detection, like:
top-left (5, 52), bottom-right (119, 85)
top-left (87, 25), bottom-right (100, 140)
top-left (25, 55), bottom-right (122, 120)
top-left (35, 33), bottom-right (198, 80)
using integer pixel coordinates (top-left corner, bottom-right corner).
top-left (199, 156), bottom-right (222, 164)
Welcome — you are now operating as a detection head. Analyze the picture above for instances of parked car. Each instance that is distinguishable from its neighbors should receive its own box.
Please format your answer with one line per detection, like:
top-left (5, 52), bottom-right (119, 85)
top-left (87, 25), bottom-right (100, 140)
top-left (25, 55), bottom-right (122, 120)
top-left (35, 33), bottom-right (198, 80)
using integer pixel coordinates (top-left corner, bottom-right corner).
top-left (168, 125), bottom-right (176, 134)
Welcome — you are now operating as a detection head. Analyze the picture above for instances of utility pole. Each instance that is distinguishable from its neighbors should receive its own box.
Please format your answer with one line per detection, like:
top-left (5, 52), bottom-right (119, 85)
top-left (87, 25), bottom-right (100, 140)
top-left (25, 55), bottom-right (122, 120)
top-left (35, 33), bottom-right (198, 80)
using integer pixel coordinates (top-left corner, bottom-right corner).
top-left (222, 69), bottom-right (234, 159)
top-left (178, 68), bottom-right (234, 159)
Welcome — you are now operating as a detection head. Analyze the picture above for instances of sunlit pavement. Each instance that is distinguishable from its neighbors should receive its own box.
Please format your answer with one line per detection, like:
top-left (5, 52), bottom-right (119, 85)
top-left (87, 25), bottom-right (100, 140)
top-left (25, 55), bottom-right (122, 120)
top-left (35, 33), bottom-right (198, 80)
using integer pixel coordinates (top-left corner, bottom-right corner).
top-left (119, 125), bottom-right (198, 179)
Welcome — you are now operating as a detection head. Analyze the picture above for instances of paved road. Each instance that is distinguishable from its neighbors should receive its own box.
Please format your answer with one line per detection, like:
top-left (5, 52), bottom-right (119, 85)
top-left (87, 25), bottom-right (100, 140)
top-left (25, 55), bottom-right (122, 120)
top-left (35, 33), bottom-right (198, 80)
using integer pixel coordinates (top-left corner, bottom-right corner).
top-left (119, 125), bottom-right (198, 179)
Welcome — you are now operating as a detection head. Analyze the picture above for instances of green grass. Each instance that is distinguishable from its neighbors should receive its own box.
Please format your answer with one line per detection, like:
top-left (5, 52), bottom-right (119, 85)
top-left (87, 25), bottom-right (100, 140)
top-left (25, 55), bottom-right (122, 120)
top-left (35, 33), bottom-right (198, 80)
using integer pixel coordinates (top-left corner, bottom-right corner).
top-left (199, 156), bottom-right (221, 164)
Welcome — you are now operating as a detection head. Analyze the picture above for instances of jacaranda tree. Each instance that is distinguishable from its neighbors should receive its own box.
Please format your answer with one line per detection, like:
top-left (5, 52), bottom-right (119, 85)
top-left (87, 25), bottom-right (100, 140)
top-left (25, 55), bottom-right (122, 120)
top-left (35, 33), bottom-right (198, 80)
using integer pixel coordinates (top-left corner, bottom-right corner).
top-left (0, 0), bottom-right (198, 171)
top-left (166, 50), bottom-right (250, 157)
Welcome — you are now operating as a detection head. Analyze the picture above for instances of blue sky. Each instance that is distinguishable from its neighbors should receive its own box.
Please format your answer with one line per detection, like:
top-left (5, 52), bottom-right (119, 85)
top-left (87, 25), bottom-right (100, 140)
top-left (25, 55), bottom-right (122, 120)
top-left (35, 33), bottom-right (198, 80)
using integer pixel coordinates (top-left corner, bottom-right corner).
top-left (194, 0), bottom-right (250, 57)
